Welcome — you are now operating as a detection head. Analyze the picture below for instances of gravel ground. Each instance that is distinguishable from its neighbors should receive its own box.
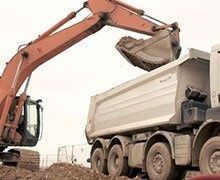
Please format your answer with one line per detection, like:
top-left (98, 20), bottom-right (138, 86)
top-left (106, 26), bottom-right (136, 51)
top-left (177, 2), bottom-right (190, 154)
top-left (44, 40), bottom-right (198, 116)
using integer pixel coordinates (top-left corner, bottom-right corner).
top-left (0, 162), bottom-right (202, 180)
top-left (0, 163), bottom-right (130, 180)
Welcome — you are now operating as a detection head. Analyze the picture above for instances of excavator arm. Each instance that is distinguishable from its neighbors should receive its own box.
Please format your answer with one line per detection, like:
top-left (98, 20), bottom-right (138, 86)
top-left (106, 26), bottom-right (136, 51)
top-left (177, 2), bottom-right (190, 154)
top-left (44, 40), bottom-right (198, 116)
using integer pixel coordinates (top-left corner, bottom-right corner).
top-left (0, 0), bottom-right (180, 144)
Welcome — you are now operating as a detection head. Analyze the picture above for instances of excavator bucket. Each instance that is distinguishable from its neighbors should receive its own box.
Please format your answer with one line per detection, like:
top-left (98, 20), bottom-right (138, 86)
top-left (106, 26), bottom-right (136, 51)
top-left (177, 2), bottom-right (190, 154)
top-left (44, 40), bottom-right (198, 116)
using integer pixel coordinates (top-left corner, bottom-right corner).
top-left (116, 29), bottom-right (181, 71)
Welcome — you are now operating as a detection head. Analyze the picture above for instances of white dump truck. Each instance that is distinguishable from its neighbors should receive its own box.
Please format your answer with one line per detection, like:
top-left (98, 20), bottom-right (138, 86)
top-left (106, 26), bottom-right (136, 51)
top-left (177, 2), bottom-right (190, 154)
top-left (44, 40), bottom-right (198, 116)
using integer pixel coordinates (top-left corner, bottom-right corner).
top-left (85, 44), bottom-right (220, 179)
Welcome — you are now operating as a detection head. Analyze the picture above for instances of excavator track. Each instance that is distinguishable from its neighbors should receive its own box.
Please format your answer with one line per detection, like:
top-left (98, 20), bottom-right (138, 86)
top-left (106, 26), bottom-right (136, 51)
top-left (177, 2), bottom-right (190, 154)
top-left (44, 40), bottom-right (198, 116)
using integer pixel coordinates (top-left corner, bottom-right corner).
top-left (15, 149), bottom-right (40, 172)
top-left (2, 149), bottom-right (40, 172)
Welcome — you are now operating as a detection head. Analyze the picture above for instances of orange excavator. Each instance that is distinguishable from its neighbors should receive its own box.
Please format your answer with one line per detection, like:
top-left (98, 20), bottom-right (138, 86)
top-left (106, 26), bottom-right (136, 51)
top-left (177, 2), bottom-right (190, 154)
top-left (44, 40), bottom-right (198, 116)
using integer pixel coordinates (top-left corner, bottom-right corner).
top-left (0, 0), bottom-right (180, 171)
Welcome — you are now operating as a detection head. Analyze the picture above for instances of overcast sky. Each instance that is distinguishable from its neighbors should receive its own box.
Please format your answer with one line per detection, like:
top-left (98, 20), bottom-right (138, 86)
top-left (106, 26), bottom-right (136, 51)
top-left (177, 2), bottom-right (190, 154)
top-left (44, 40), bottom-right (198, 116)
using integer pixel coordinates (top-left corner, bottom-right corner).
top-left (1, 0), bottom-right (220, 155)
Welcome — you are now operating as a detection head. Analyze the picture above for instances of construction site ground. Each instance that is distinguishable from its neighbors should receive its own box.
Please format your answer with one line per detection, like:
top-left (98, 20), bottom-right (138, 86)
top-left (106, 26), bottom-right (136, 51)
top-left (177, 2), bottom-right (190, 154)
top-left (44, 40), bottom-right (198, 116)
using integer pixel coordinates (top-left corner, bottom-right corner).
top-left (0, 162), bottom-right (201, 180)
top-left (0, 163), bottom-right (130, 180)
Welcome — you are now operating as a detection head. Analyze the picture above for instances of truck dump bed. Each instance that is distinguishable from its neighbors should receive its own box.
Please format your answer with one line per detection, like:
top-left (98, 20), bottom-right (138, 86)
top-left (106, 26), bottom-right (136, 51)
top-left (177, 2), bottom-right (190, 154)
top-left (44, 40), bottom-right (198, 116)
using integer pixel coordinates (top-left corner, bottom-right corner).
top-left (86, 49), bottom-right (210, 141)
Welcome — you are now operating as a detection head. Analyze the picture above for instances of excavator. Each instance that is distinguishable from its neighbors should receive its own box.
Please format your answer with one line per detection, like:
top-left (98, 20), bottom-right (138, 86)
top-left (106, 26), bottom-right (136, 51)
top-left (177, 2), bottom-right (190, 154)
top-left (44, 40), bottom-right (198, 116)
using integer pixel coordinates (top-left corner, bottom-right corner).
top-left (0, 0), bottom-right (180, 171)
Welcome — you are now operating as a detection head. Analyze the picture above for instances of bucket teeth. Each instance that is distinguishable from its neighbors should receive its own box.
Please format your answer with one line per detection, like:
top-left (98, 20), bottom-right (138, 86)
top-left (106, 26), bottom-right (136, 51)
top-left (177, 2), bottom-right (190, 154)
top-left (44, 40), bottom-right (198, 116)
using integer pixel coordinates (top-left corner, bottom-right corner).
top-left (116, 29), bottom-right (181, 71)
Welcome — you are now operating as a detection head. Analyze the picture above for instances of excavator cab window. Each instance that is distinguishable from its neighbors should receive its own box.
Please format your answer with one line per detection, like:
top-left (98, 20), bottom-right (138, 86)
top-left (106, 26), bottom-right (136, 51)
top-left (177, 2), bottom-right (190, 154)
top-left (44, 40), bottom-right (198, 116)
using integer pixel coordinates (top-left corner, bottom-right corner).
top-left (20, 98), bottom-right (43, 147)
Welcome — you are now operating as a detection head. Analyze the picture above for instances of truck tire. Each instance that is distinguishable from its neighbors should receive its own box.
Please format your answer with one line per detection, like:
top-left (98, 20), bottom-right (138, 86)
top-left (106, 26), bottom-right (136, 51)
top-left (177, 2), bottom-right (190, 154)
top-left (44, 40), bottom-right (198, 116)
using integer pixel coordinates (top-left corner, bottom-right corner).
top-left (146, 142), bottom-right (178, 180)
top-left (107, 144), bottom-right (129, 176)
top-left (91, 148), bottom-right (107, 174)
top-left (199, 136), bottom-right (220, 174)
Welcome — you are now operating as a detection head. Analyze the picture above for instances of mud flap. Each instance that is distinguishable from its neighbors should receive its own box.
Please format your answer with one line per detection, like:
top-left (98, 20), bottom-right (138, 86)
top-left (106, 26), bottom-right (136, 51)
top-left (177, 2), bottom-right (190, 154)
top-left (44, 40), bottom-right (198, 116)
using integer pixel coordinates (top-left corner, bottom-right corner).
top-left (116, 29), bottom-right (181, 71)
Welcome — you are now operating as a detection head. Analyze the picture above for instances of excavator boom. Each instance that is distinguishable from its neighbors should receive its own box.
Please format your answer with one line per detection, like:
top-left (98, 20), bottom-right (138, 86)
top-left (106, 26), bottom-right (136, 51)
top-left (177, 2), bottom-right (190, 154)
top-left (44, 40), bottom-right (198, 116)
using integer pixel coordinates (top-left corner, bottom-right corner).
top-left (0, 0), bottom-right (180, 147)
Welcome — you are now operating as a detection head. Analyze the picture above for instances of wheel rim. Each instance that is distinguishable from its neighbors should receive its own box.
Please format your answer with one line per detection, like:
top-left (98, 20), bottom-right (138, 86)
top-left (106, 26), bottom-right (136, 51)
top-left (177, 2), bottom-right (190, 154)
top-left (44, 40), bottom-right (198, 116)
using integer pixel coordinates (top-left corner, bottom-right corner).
top-left (93, 154), bottom-right (102, 171)
top-left (113, 153), bottom-right (120, 169)
top-left (209, 151), bottom-right (220, 173)
top-left (96, 156), bottom-right (101, 168)
top-left (152, 153), bottom-right (165, 175)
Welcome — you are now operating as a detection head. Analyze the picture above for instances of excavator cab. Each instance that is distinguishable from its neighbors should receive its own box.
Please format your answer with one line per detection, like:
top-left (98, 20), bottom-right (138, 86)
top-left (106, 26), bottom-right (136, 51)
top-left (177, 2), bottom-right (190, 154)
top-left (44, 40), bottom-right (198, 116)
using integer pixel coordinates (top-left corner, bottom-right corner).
top-left (19, 98), bottom-right (43, 147)
top-left (116, 29), bottom-right (181, 71)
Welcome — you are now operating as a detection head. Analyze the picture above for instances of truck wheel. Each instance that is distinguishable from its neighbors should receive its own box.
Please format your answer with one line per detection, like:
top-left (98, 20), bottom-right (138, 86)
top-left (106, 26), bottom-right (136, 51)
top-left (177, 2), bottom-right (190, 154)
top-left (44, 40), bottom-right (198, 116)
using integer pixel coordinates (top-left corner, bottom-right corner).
top-left (146, 142), bottom-right (178, 180)
top-left (107, 144), bottom-right (129, 176)
top-left (199, 136), bottom-right (220, 174)
top-left (91, 148), bottom-right (107, 174)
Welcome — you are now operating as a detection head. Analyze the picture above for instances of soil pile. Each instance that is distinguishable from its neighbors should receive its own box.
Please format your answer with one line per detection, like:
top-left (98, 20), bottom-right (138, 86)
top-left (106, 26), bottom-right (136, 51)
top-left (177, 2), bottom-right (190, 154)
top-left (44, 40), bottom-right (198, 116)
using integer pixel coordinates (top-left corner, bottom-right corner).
top-left (0, 162), bottom-right (201, 180)
top-left (0, 163), bottom-right (129, 180)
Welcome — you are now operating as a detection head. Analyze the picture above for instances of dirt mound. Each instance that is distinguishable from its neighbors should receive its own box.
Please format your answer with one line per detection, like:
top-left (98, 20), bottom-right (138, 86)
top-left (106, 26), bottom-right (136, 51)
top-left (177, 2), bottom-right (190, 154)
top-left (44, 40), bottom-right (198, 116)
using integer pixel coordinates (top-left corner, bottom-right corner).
top-left (0, 163), bottom-right (129, 180)
top-left (0, 165), bottom-right (31, 180)
top-left (0, 162), bottom-right (200, 180)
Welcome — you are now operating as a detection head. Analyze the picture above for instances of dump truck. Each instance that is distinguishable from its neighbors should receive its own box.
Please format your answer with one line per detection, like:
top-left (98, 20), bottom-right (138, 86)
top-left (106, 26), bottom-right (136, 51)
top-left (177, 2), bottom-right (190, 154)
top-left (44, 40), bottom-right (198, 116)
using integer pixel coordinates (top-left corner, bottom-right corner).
top-left (86, 45), bottom-right (220, 179)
